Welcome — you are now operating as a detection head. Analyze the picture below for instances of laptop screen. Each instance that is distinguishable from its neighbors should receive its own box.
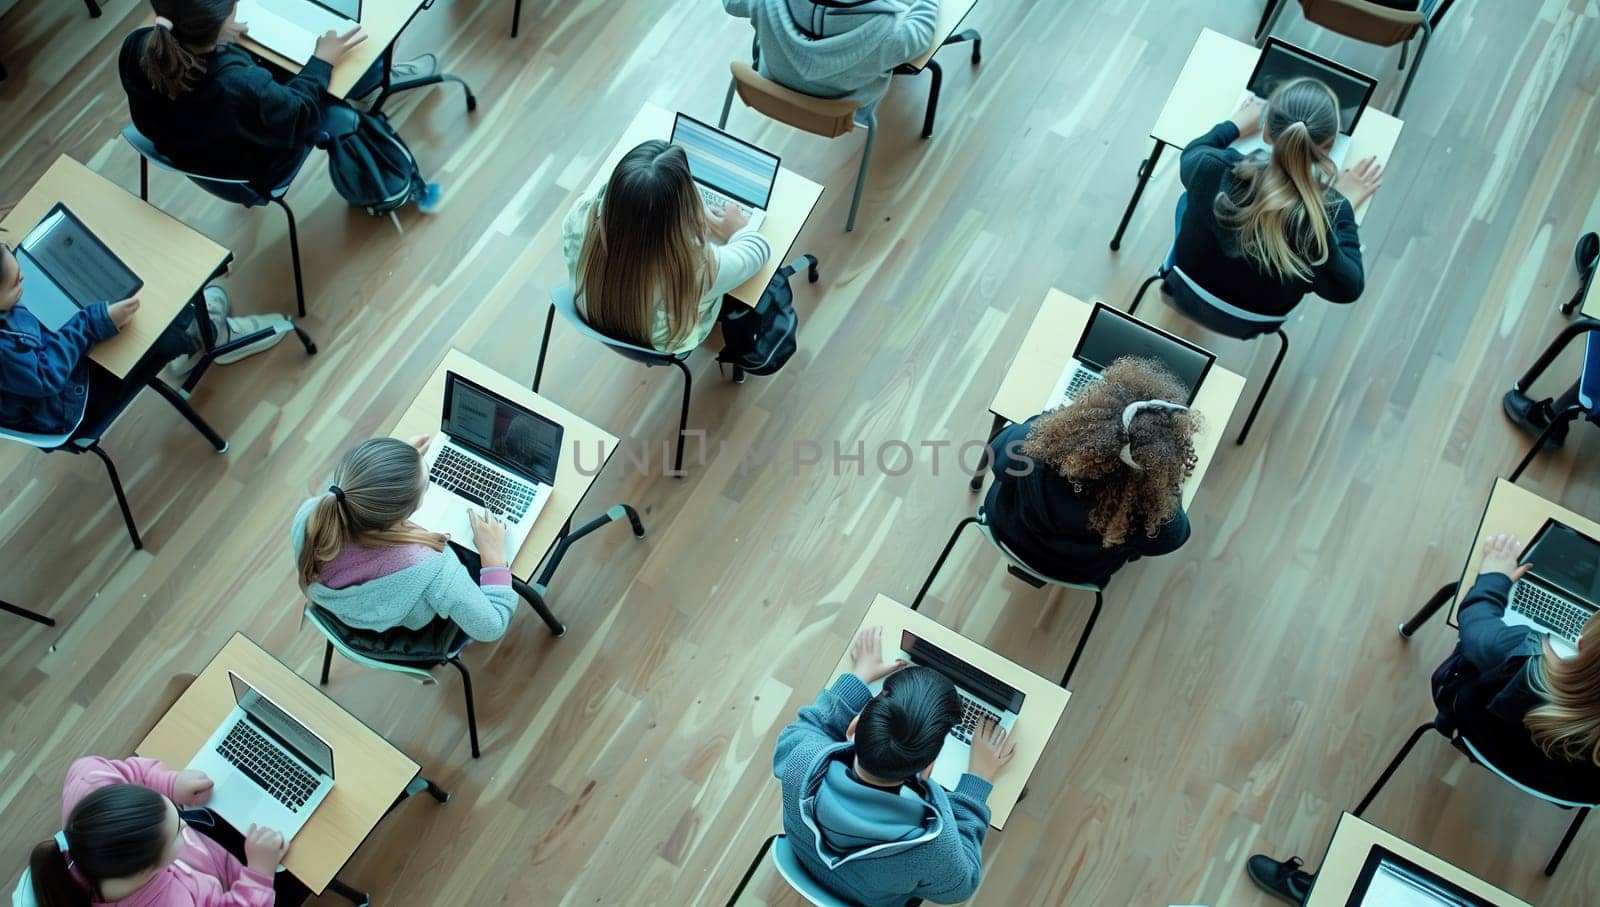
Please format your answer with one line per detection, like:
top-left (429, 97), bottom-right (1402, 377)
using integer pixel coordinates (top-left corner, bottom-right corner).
top-left (900, 630), bottom-right (1025, 714)
top-left (441, 372), bottom-right (563, 485)
top-left (670, 113), bottom-right (780, 210)
top-left (1344, 847), bottom-right (1502, 907)
top-left (1249, 39), bottom-right (1376, 135)
top-left (20, 204), bottom-right (142, 305)
top-left (228, 672), bottom-right (334, 777)
top-left (308, 0), bottom-right (360, 20)
top-left (1521, 520), bottom-right (1600, 605)
top-left (1073, 303), bottom-right (1214, 405)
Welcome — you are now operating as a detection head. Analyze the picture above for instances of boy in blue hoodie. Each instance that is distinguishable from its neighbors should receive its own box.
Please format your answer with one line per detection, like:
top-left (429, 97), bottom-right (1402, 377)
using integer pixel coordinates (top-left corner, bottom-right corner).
top-left (774, 627), bottom-right (1016, 907)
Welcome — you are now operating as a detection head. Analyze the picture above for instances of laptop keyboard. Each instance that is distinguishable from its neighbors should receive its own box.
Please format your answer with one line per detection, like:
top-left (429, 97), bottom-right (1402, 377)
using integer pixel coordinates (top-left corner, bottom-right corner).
top-left (949, 695), bottom-right (1003, 745)
top-left (216, 722), bottom-right (317, 811)
top-left (698, 186), bottom-right (758, 223)
top-left (429, 447), bottom-right (537, 519)
top-left (1510, 582), bottom-right (1591, 643)
top-left (1059, 366), bottom-right (1102, 405)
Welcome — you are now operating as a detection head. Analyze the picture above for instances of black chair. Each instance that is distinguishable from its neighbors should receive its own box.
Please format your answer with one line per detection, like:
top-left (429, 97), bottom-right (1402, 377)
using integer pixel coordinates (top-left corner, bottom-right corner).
top-left (84, 0), bottom-right (101, 16)
top-left (892, 29), bottom-right (982, 140)
top-left (3, 599), bottom-right (54, 626)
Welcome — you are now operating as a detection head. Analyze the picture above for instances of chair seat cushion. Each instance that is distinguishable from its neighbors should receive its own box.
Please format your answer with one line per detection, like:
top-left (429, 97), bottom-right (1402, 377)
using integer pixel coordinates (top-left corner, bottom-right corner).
top-left (311, 606), bottom-right (466, 663)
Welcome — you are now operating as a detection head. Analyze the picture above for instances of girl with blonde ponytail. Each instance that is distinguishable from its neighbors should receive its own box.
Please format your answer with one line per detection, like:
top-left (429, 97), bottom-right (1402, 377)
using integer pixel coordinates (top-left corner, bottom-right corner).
top-left (290, 437), bottom-right (521, 642)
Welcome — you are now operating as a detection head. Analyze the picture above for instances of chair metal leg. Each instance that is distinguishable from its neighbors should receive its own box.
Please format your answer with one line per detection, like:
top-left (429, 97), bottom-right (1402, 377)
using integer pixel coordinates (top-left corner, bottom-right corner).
top-left (1545, 807), bottom-right (1590, 876)
top-left (326, 877), bottom-right (370, 907)
top-left (421, 776), bottom-right (451, 802)
top-left (949, 28), bottom-right (981, 64)
top-left (84, 0), bottom-right (102, 17)
top-left (532, 304), bottom-right (555, 392)
top-left (1109, 139), bottom-right (1165, 251)
top-left (1509, 405), bottom-right (1582, 483)
top-left (1398, 581), bottom-right (1459, 638)
top-left (918, 59), bottom-right (942, 139)
top-left (911, 516), bottom-right (981, 611)
top-left (846, 117), bottom-right (877, 232)
top-left (512, 577), bottom-right (566, 638)
top-left (719, 78), bottom-right (737, 130)
top-left (320, 641), bottom-right (334, 684)
top-left (1254, 0), bottom-right (1281, 41)
top-left (726, 834), bottom-right (779, 907)
top-left (970, 413), bottom-right (1007, 491)
top-left (533, 505), bottom-right (646, 595)
top-left (271, 198), bottom-right (307, 318)
top-left (1354, 722), bottom-right (1434, 818)
top-left (447, 656), bottom-right (482, 758)
top-left (1393, 23), bottom-right (1430, 116)
top-left (1060, 591), bottom-right (1104, 687)
top-left (671, 358), bottom-right (694, 476)
top-left (1129, 272), bottom-right (1162, 316)
top-left (1257, 0), bottom-right (1289, 46)
top-left (1513, 319), bottom-right (1600, 392)
top-left (88, 443), bottom-right (142, 550)
top-left (146, 378), bottom-right (228, 452)
top-left (138, 156), bottom-right (149, 202)
top-left (510, 0), bottom-right (523, 37)
top-left (2, 600), bottom-right (55, 626)
top-left (1236, 329), bottom-right (1289, 445)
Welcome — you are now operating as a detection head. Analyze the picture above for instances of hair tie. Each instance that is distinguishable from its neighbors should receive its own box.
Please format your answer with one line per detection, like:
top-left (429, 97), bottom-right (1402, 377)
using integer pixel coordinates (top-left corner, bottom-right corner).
top-left (153, 15), bottom-right (174, 29)
top-left (1119, 400), bottom-right (1189, 471)
top-left (328, 484), bottom-right (346, 503)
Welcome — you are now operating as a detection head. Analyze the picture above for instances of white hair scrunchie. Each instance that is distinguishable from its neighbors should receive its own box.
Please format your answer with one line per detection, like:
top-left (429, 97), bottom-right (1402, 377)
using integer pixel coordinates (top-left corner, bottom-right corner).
top-left (1119, 400), bottom-right (1189, 471)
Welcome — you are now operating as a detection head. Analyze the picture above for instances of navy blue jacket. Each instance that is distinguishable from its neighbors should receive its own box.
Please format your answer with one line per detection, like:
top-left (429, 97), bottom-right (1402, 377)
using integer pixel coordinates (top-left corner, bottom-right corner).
top-left (0, 302), bottom-right (117, 436)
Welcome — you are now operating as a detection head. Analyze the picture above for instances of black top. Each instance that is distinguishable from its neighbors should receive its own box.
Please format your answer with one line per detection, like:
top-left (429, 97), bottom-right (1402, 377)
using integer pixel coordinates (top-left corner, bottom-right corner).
top-left (982, 417), bottom-right (1190, 588)
top-left (118, 29), bottom-right (333, 188)
top-left (1173, 121), bottom-right (1364, 318)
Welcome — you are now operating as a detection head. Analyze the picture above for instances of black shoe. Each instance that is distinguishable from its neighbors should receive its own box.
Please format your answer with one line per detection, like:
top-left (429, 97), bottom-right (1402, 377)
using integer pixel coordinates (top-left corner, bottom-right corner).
top-left (1246, 854), bottom-right (1314, 905)
top-left (1575, 232), bottom-right (1598, 278)
top-left (1502, 389), bottom-right (1567, 448)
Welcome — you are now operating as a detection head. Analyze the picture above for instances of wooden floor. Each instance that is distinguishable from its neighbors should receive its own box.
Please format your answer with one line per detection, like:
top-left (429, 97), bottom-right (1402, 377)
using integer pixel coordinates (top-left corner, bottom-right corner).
top-left (3, 0), bottom-right (1599, 904)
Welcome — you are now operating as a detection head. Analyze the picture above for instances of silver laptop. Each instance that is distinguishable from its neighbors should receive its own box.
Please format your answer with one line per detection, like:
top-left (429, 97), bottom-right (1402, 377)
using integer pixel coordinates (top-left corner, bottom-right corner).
top-left (413, 372), bottom-right (562, 558)
top-left (234, 0), bottom-right (360, 62)
top-left (1345, 845), bottom-right (1503, 907)
top-left (868, 630), bottom-right (1024, 792)
top-left (670, 113), bottom-right (779, 231)
top-left (1048, 302), bottom-right (1216, 409)
top-left (15, 204), bottom-right (142, 332)
top-left (1503, 519), bottom-right (1600, 658)
top-left (1231, 38), bottom-right (1378, 169)
top-left (185, 672), bottom-right (335, 841)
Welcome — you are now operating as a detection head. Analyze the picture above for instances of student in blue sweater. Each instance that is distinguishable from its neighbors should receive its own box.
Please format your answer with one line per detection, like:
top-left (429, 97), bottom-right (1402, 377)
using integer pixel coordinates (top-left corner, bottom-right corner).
top-left (775, 627), bottom-right (1015, 907)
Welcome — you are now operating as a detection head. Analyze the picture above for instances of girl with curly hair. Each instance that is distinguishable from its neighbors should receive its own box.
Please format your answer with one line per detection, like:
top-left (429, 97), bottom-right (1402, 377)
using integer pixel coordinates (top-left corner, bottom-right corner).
top-left (983, 357), bottom-right (1200, 587)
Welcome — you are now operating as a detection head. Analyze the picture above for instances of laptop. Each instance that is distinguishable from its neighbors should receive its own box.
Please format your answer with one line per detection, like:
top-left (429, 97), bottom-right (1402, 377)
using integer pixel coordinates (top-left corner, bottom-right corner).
top-left (1046, 302), bottom-right (1216, 409)
top-left (867, 630), bottom-right (1025, 792)
top-left (412, 372), bottom-right (563, 558)
top-left (1231, 37), bottom-right (1378, 169)
top-left (185, 672), bottom-right (335, 840)
top-left (669, 113), bottom-right (780, 231)
top-left (234, 0), bottom-right (360, 63)
top-left (1502, 519), bottom-right (1600, 658)
top-left (15, 204), bottom-right (142, 332)
top-left (1343, 845), bottom-right (1503, 907)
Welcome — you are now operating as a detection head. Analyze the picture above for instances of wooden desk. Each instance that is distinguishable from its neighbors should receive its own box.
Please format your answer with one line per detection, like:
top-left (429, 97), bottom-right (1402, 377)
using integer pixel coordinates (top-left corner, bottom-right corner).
top-left (1444, 477), bottom-right (1600, 628)
top-left (907, 0), bottom-right (979, 70)
top-left (238, 0), bottom-right (420, 100)
top-left (837, 595), bottom-right (1071, 829)
top-left (985, 289), bottom-right (1246, 509)
top-left (1305, 812), bottom-right (1531, 906)
top-left (136, 633), bottom-right (419, 894)
top-left (0, 155), bottom-right (230, 379)
top-left (389, 349), bottom-right (618, 579)
top-left (585, 103), bottom-right (824, 307)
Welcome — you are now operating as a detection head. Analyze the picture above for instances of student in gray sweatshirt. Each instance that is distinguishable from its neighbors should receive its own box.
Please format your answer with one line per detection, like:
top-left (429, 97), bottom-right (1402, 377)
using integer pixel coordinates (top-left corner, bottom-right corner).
top-left (723, 0), bottom-right (939, 114)
top-left (774, 627), bottom-right (1016, 907)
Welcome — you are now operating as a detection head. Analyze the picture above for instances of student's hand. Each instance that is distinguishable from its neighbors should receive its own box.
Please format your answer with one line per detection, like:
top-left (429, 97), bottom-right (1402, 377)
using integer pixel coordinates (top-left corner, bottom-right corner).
top-left (172, 770), bottom-right (215, 806)
top-left (848, 626), bottom-right (906, 684)
top-left (705, 204), bottom-right (748, 245)
top-left (967, 718), bottom-right (1017, 782)
top-left (1480, 533), bottom-right (1531, 582)
top-left (1231, 93), bottom-right (1266, 139)
top-left (219, 17), bottom-right (249, 45)
top-left (108, 296), bottom-right (141, 329)
top-left (407, 433), bottom-right (433, 453)
top-left (1335, 156), bottom-right (1383, 207)
top-left (468, 509), bottom-right (508, 569)
top-left (242, 824), bottom-right (288, 876)
top-left (313, 26), bottom-right (367, 65)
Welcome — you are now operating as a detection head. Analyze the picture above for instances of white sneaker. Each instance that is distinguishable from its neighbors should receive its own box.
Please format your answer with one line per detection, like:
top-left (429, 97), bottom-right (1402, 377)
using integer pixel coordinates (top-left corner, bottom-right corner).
top-left (215, 315), bottom-right (291, 365)
top-left (168, 286), bottom-right (234, 379)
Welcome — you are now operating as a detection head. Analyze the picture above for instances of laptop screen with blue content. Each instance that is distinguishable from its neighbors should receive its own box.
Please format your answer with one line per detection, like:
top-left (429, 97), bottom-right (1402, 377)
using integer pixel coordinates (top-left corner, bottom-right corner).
top-left (671, 114), bottom-right (779, 209)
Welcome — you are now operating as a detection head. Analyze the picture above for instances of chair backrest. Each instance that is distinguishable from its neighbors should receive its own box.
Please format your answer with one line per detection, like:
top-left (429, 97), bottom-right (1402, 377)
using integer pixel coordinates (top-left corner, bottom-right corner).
top-left (1166, 266), bottom-right (1290, 327)
top-left (1458, 731), bottom-right (1600, 810)
top-left (1299, 0), bottom-right (1423, 47)
top-left (1578, 329), bottom-right (1600, 415)
top-left (120, 124), bottom-right (269, 208)
top-left (770, 836), bottom-right (858, 907)
top-left (303, 606), bottom-right (449, 682)
top-left (977, 514), bottom-right (1103, 592)
top-left (730, 62), bottom-right (860, 139)
top-left (549, 284), bottom-right (686, 367)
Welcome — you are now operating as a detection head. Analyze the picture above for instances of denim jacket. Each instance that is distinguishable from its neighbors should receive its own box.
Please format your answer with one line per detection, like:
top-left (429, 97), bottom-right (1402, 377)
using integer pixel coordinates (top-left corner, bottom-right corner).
top-left (0, 302), bottom-right (117, 436)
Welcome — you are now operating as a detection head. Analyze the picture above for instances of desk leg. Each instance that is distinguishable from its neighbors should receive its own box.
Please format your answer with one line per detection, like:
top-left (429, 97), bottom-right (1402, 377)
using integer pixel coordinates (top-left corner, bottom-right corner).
top-left (969, 413), bottom-right (1007, 492)
top-left (1398, 581), bottom-right (1459, 638)
top-left (1429, 0), bottom-right (1456, 30)
top-left (1109, 139), bottom-right (1164, 251)
top-left (326, 878), bottom-right (370, 907)
top-left (1512, 318), bottom-right (1600, 393)
top-left (2, 600), bottom-right (55, 626)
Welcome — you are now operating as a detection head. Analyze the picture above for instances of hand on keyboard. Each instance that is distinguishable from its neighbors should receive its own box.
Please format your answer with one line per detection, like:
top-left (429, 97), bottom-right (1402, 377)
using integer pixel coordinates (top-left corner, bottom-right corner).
top-left (705, 202), bottom-right (748, 244)
top-left (1479, 533), bottom-right (1530, 582)
top-left (967, 717), bottom-right (1017, 782)
top-left (172, 769), bottom-right (215, 807)
top-left (468, 508), bottom-right (509, 569)
top-left (244, 824), bottom-right (289, 877)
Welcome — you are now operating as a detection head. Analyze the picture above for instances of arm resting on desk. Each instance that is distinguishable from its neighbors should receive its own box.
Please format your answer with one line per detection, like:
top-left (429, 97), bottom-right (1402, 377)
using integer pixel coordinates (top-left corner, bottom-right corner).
top-left (1458, 572), bottom-right (1542, 672)
top-left (878, 0), bottom-right (940, 69)
top-left (709, 228), bottom-right (773, 299)
top-left (774, 673), bottom-right (871, 779)
top-left (0, 303), bottom-right (115, 398)
top-left (1179, 121), bottom-right (1241, 189)
top-left (1311, 200), bottom-right (1364, 304)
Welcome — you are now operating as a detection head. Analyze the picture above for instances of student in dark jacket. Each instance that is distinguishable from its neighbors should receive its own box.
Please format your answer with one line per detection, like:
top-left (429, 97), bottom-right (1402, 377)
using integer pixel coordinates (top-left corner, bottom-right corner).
top-left (118, 0), bottom-right (440, 208)
top-left (984, 357), bottom-right (1199, 588)
top-left (1168, 77), bottom-right (1383, 334)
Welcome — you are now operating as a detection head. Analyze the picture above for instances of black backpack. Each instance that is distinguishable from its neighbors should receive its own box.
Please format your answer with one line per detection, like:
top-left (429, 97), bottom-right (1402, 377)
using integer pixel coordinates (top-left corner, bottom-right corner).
top-left (326, 109), bottom-right (428, 217)
top-left (717, 255), bottom-right (814, 377)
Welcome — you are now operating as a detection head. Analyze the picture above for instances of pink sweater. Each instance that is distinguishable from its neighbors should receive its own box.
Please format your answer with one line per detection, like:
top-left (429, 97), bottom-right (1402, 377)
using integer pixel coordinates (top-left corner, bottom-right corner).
top-left (60, 757), bottom-right (275, 907)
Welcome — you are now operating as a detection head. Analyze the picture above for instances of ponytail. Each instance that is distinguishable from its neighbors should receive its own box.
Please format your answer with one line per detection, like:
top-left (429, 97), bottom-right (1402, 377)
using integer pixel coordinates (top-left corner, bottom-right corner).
top-left (139, 0), bottom-right (234, 100)
top-left (298, 438), bottom-right (448, 587)
top-left (29, 840), bottom-right (90, 907)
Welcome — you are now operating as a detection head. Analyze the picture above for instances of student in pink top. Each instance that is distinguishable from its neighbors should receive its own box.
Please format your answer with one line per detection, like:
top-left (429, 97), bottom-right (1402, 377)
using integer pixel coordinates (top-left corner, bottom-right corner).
top-left (24, 756), bottom-right (294, 906)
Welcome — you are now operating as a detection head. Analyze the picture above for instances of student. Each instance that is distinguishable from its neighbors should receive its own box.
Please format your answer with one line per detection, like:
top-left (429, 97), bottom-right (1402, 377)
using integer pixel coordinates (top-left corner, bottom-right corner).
top-left (119, 0), bottom-right (440, 208)
top-left (290, 436), bottom-right (518, 641)
top-left (562, 140), bottom-right (770, 355)
top-left (721, 0), bottom-right (938, 114)
top-left (0, 243), bottom-right (278, 437)
top-left (774, 626), bottom-right (1015, 907)
top-left (1169, 78), bottom-right (1383, 335)
top-left (1246, 533), bottom-right (1600, 903)
top-left (22, 755), bottom-right (293, 906)
top-left (984, 357), bottom-right (1199, 588)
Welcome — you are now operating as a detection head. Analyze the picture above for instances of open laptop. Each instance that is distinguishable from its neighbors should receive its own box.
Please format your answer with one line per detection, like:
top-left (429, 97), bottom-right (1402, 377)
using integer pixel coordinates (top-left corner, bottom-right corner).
top-left (185, 672), bottom-right (335, 840)
top-left (1502, 519), bottom-right (1600, 658)
top-left (413, 371), bottom-right (563, 558)
top-left (670, 113), bottom-right (779, 231)
top-left (1231, 37), bottom-right (1378, 168)
top-left (14, 204), bottom-right (142, 332)
top-left (1343, 845), bottom-right (1502, 907)
top-left (867, 630), bottom-right (1025, 791)
top-left (235, 0), bottom-right (360, 63)
top-left (1047, 302), bottom-right (1216, 409)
